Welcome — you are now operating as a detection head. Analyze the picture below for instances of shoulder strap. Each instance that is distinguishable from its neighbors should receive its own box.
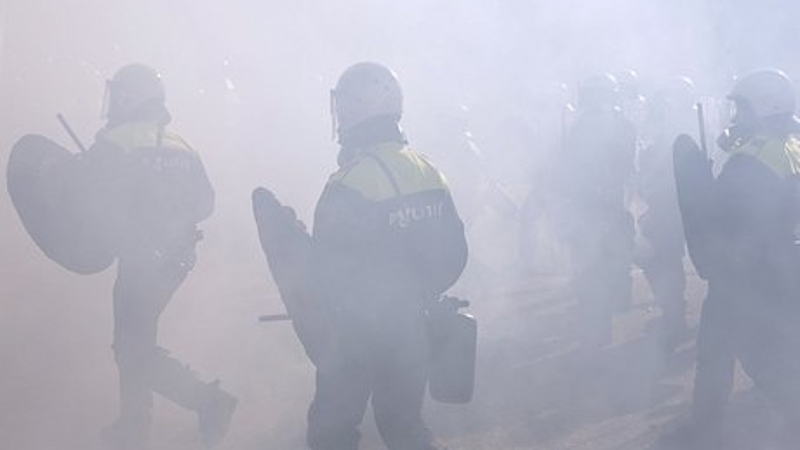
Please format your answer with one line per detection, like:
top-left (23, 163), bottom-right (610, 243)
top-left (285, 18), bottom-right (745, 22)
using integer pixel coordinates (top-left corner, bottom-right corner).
top-left (363, 152), bottom-right (402, 196)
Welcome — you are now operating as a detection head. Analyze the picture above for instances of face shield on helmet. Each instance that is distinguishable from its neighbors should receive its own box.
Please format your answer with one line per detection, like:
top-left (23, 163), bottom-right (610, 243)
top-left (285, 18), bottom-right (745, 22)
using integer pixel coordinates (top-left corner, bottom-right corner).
top-left (330, 62), bottom-right (403, 139)
top-left (727, 68), bottom-right (796, 125)
top-left (102, 63), bottom-right (166, 124)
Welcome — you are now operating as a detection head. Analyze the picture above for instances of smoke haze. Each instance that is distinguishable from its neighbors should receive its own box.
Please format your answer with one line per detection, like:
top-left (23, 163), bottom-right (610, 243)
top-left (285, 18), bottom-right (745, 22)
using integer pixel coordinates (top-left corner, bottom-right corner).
top-left (2, 1), bottom-right (799, 449)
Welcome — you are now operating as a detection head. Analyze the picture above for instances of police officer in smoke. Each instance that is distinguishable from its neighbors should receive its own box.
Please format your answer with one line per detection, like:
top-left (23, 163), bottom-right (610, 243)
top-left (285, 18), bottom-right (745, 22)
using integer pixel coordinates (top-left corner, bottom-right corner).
top-left (635, 77), bottom-right (696, 350)
top-left (616, 69), bottom-right (648, 134)
top-left (662, 68), bottom-right (800, 449)
top-left (304, 62), bottom-right (468, 450)
top-left (550, 73), bottom-right (637, 348)
top-left (85, 64), bottom-right (237, 449)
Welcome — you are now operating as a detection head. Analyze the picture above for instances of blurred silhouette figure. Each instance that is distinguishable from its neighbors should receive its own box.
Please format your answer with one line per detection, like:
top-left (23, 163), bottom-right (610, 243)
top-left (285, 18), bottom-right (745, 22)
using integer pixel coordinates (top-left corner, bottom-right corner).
top-left (304, 61), bottom-right (468, 450)
top-left (420, 104), bottom-right (485, 226)
top-left (421, 103), bottom-right (511, 285)
top-left (616, 69), bottom-right (648, 133)
top-left (635, 76), bottom-right (697, 350)
top-left (518, 82), bottom-right (574, 275)
top-left (662, 68), bottom-right (800, 450)
top-left (550, 73), bottom-right (637, 349)
top-left (84, 64), bottom-right (236, 449)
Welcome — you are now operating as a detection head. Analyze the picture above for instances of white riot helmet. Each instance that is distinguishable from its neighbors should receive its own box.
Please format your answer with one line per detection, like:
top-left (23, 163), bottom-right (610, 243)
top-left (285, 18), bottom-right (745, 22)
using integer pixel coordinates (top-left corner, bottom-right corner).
top-left (728, 68), bottom-right (796, 123)
top-left (104, 63), bottom-right (167, 124)
top-left (331, 62), bottom-right (403, 135)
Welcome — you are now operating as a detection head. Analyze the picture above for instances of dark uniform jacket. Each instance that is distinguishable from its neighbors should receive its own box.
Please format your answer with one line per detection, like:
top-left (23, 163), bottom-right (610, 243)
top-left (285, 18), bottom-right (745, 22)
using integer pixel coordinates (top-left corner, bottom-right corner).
top-left (706, 133), bottom-right (800, 301)
top-left (310, 140), bottom-right (468, 340)
top-left (87, 120), bottom-right (214, 263)
top-left (552, 108), bottom-right (637, 242)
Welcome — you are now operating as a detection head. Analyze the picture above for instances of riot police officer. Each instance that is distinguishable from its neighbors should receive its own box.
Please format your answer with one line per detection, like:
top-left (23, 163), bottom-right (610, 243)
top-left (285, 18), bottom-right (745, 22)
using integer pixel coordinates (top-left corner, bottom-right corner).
top-left (550, 73), bottom-right (637, 348)
top-left (89, 64), bottom-right (237, 449)
top-left (305, 62), bottom-right (468, 450)
top-left (662, 68), bottom-right (800, 449)
top-left (616, 69), bottom-right (648, 130)
top-left (636, 77), bottom-right (697, 350)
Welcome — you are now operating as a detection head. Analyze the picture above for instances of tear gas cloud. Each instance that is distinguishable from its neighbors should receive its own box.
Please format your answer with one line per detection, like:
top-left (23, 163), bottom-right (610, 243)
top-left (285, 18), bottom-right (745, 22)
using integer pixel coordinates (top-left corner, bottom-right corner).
top-left (1, 1), bottom-right (798, 449)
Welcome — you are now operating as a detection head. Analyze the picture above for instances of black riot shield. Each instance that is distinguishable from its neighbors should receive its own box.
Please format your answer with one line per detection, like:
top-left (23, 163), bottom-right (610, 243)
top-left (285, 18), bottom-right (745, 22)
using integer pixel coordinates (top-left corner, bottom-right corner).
top-left (673, 134), bottom-right (715, 279)
top-left (7, 134), bottom-right (115, 274)
top-left (252, 187), bottom-right (328, 365)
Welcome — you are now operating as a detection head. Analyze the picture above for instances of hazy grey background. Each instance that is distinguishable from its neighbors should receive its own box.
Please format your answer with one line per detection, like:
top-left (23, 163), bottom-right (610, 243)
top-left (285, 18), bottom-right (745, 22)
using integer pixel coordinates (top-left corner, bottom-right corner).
top-left (2, 1), bottom-right (800, 449)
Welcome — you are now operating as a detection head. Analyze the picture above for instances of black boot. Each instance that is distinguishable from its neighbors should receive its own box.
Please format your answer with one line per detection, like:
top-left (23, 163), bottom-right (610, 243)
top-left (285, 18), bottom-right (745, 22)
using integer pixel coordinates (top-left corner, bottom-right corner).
top-left (197, 380), bottom-right (238, 448)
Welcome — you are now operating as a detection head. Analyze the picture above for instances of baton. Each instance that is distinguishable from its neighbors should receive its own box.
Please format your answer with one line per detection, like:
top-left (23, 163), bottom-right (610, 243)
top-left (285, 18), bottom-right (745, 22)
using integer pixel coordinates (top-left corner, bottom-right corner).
top-left (259, 313), bottom-right (292, 322)
top-left (695, 101), bottom-right (708, 159)
top-left (57, 113), bottom-right (88, 153)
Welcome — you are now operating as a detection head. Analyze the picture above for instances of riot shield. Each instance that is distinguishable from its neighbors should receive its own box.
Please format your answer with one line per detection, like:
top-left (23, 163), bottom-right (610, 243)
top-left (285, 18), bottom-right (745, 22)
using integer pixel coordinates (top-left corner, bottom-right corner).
top-left (673, 134), bottom-right (715, 279)
top-left (7, 134), bottom-right (115, 274)
top-left (252, 187), bottom-right (328, 365)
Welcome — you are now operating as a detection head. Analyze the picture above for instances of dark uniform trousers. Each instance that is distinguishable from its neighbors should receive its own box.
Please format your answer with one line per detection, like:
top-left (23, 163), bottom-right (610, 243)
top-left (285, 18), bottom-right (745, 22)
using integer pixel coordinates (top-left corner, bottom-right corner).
top-left (638, 209), bottom-right (687, 333)
top-left (307, 308), bottom-right (434, 450)
top-left (692, 278), bottom-right (800, 439)
top-left (112, 242), bottom-right (208, 427)
top-left (567, 210), bottom-right (633, 345)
